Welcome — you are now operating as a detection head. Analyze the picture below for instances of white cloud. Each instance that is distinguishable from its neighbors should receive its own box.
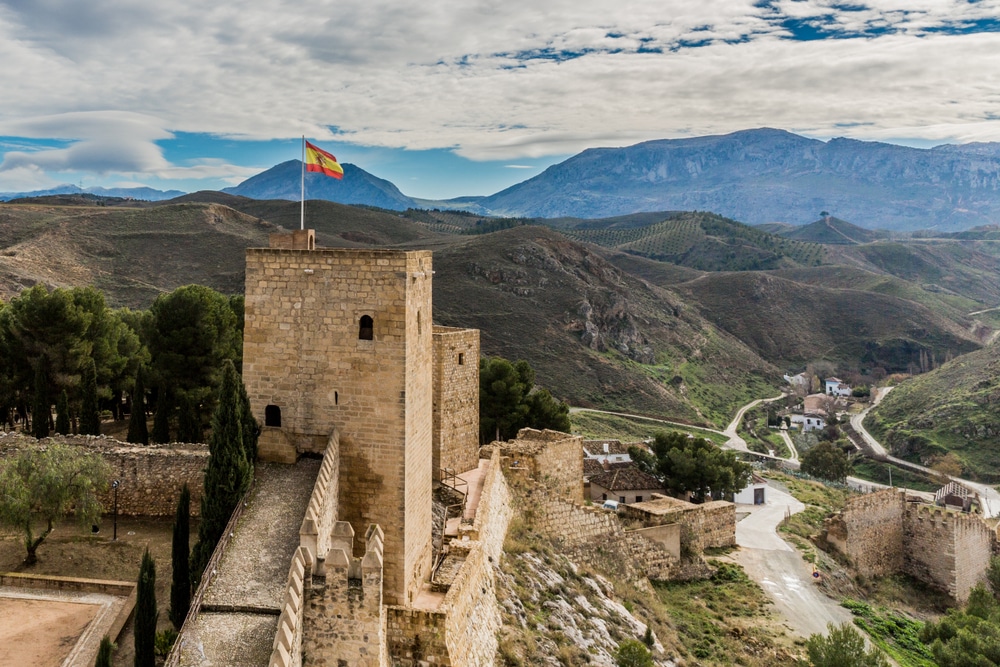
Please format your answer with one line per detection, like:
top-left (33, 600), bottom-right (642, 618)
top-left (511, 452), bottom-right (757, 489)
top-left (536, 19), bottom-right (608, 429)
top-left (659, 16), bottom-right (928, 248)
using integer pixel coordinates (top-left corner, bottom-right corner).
top-left (0, 0), bottom-right (998, 180)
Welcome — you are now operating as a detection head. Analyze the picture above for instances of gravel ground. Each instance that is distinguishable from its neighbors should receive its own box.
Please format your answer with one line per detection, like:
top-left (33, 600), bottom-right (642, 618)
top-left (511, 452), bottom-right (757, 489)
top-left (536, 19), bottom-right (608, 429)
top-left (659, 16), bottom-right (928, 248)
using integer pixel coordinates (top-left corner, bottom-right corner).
top-left (176, 612), bottom-right (278, 667)
top-left (203, 459), bottom-right (321, 610)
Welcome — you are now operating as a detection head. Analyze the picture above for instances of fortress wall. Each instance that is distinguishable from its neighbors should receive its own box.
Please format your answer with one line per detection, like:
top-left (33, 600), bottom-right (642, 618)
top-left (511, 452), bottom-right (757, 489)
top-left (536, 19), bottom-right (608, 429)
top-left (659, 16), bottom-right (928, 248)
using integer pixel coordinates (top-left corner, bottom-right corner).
top-left (953, 512), bottom-right (995, 602)
top-left (621, 500), bottom-right (735, 553)
top-left (441, 450), bottom-right (514, 666)
top-left (0, 434), bottom-right (206, 517)
top-left (266, 546), bottom-right (310, 667)
top-left (527, 488), bottom-right (622, 544)
top-left (299, 431), bottom-right (340, 561)
top-left (432, 327), bottom-right (480, 479)
top-left (499, 428), bottom-right (584, 503)
top-left (386, 607), bottom-right (449, 667)
top-left (823, 489), bottom-right (906, 577)
top-left (303, 525), bottom-right (389, 667)
top-left (904, 505), bottom-right (958, 596)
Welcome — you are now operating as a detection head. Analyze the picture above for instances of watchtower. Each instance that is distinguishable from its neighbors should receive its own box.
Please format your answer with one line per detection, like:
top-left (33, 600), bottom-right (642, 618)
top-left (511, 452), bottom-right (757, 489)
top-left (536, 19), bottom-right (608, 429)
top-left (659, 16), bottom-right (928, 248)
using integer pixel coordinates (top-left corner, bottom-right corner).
top-left (242, 233), bottom-right (433, 606)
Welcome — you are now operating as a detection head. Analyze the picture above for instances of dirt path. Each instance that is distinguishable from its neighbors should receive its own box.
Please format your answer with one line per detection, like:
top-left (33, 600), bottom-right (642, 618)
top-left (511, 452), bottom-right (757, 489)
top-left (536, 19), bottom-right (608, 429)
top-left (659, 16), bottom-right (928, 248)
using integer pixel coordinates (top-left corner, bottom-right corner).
top-left (734, 485), bottom-right (854, 638)
top-left (0, 597), bottom-right (98, 667)
top-left (723, 393), bottom-right (786, 451)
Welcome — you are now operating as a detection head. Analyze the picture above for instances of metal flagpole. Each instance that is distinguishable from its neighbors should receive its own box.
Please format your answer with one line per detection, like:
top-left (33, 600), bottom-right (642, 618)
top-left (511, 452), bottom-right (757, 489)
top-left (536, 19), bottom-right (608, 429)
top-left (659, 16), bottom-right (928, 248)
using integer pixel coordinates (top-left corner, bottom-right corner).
top-left (300, 136), bottom-right (305, 230)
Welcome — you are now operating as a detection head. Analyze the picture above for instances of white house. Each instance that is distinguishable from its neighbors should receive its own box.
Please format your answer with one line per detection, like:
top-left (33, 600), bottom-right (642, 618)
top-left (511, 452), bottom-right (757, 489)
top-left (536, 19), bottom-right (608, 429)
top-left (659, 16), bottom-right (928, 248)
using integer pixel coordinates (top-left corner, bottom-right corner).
top-left (825, 377), bottom-right (852, 397)
top-left (734, 473), bottom-right (768, 505)
top-left (790, 413), bottom-right (827, 432)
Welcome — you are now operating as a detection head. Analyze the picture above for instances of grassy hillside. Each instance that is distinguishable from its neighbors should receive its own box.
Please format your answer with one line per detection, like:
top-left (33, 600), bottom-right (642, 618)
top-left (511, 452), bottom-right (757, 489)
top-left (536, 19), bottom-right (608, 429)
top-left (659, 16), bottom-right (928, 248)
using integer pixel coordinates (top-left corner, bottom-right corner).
top-left (778, 217), bottom-right (889, 245)
top-left (0, 201), bottom-right (275, 305)
top-left (671, 271), bottom-right (981, 370)
top-left (558, 211), bottom-right (826, 271)
top-left (432, 226), bottom-right (780, 424)
top-left (866, 345), bottom-right (1000, 481)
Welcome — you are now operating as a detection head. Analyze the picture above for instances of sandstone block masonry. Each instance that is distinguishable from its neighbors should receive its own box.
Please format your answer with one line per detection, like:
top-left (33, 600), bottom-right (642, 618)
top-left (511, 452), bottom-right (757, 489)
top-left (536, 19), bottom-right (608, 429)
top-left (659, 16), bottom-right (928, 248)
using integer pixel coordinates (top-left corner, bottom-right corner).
top-left (495, 428), bottom-right (585, 503)
top-left (824, 489), bottom-right (997, 602)
top-left (0, 433), bottom-right (206, 517)
top-left (432, 326), bottom-right (480, 479)
top-left (243, 245), bottom-right (435, 607)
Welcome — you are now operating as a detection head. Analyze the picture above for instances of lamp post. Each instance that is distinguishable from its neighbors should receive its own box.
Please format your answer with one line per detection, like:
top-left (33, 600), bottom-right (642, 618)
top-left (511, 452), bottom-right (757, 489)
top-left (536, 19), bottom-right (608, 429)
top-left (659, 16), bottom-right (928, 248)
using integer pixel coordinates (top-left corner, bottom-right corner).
top-left (112, 479), bottom-right (120, 541)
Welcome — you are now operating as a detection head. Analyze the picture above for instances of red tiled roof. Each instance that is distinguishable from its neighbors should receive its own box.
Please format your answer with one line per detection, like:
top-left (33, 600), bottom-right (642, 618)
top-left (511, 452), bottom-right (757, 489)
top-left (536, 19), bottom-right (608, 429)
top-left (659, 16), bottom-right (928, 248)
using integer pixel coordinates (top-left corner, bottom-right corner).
top-left (589, 465), bottom-right (665, 492)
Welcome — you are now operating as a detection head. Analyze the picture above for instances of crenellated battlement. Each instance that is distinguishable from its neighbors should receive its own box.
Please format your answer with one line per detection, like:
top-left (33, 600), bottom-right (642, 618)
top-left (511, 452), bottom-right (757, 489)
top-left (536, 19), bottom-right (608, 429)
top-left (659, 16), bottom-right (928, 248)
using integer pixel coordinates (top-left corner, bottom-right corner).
top-left (299, 431), bottom-right (341, 570)
top-left (268, 546), bottom-right (312, 667)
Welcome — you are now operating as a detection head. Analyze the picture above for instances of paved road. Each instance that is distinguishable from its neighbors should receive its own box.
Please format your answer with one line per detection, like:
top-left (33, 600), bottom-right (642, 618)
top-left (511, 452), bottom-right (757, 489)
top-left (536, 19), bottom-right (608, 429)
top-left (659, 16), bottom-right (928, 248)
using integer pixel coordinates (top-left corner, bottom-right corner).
top-left (779, 429), bottom-right (798, 461)
top-left (723, 392), bottom-right (786, 451)
top-left (734, 485), bottom-right (855, 638)
top-left (851, 387), bottom-right (1000, 517)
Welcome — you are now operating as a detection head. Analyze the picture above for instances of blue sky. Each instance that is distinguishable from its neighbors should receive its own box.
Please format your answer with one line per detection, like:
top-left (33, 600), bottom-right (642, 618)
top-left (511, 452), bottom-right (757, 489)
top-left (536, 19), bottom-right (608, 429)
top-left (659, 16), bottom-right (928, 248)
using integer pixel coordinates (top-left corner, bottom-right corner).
top-left (0, 0), bottom-right (998, 200)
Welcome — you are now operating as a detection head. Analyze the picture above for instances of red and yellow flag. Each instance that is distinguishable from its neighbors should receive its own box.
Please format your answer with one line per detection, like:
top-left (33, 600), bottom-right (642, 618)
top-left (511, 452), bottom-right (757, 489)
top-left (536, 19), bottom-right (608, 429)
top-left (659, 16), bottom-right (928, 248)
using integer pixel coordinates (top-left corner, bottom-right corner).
top-left (305, 141), bottom-right (344, 179)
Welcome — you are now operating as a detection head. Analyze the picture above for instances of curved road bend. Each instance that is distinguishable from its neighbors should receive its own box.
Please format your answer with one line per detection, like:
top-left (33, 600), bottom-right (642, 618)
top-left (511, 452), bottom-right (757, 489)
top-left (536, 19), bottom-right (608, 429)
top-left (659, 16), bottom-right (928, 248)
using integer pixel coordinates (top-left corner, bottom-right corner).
top-left (723, 393), bottom-right (787, 451)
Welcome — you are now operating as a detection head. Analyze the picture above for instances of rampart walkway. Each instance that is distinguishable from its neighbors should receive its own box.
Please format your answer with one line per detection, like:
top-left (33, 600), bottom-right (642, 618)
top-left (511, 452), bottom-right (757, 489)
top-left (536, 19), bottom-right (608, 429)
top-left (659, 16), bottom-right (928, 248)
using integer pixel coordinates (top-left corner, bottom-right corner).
top-left (175, 459), bottom-right (321, 666)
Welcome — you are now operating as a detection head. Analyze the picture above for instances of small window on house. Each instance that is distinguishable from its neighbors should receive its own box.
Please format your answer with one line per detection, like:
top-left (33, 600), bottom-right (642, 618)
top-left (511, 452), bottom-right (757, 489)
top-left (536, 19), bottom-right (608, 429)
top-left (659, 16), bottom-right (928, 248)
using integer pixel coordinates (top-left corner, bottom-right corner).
top-left (602, 493), bottom-right (607, 501)
top-left (619, 496), bottom-right (626, 504)
top-left (636, 496), bottom-right (642, 503)
top-left (265, 405), bottom-right (281, 427)
top-left (359, 315), bottom-right (374, 340)
top-left (458, 353), bottom-right (464, 365)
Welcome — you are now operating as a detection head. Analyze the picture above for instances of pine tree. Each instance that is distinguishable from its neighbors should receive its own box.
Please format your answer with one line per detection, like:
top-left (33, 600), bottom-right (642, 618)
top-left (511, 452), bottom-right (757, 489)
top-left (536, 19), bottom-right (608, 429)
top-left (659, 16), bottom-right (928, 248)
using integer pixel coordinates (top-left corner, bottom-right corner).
top-left (79, 357), bottom-right (100, 436)
top-left (190, 361), bottom-right (251, 584)
top-left (152, 388), bottom-right (171, 444)
top-left (134, 549), bottom-right (157, 667)
top-left (95, 636), bottom-right (114, 667)
top-left (127, 366), bottom-right (149, 445)
top-left (31, 356), bottom-right (50, 439)
top-left (55, 389), bottom-right (70, 436)
top-left (169, 484), bottom-right (191, 629)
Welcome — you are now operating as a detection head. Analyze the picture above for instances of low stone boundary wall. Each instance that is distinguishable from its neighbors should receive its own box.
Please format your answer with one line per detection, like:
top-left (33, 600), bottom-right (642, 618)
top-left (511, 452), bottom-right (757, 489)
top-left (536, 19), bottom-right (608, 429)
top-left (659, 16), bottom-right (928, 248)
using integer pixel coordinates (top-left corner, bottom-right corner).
top-left (0, 433), bottom-right (207, 517)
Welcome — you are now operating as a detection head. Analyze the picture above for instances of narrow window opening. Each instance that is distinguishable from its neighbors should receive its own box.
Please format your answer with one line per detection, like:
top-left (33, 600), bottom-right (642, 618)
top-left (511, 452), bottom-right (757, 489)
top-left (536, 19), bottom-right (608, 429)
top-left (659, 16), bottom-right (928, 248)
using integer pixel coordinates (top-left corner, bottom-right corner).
top-left (417, 311), bottom-right (422, 335)
top-left (359, 315), bottom-right (374, 340)
top-left (265, 405), bottom-right (281, 427)
top-left (335, 391), bottom-right (339, 405)
top-left (458, 353), bottom-right (464, 365)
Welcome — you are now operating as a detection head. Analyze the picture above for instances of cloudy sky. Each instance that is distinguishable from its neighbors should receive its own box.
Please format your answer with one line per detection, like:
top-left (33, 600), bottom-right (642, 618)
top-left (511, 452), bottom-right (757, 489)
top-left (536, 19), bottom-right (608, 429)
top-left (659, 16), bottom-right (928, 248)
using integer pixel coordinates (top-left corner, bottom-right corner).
top-left (1, 0), bottom-right (998, 199)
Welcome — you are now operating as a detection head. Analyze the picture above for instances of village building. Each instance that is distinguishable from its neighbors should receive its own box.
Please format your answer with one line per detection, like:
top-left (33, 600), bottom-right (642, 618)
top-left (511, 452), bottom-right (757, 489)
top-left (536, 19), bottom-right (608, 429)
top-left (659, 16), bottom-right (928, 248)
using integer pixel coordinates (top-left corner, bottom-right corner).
top-left (589, 464), bottom-right (666, 505)
top-left (824, 377), bottom-right (852, 397)
top-left (733, 472), bottom-right (768, 505)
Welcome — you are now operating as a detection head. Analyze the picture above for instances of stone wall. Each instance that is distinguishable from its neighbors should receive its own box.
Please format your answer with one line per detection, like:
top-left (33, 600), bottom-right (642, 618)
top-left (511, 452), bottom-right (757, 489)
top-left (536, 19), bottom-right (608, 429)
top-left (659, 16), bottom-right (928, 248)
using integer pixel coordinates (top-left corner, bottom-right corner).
top-left (243, 246), bottom-right (434, 606)
top-left (432, 326), bottom-right (480, 479)
top-left (267, 546), bottom-right (310, 667)
top-left (386, 607), bottom-right (448, 666)
top-left (619, 498), bottom-right (735, 553)
top-left (302, 524), bottom-right (389, 667)
top-left (823, 490), bottom-right (996, 603)
top-left (0, 433), bottom-right (206, 517)
top-left (298, 432), bottom-right (340, 571)
top-left (496, 429), bottom-right (584, 503)
top-left (823, 489), bottom-right (905, 577)
top-left (905, 504), bottom-right (994, 602)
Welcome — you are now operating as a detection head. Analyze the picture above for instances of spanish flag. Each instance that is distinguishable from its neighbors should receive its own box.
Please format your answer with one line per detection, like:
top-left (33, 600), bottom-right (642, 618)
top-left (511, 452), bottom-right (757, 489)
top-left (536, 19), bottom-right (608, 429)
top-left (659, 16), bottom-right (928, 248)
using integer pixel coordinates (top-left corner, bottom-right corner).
top-left (305, 141), bottom-right (344, 179)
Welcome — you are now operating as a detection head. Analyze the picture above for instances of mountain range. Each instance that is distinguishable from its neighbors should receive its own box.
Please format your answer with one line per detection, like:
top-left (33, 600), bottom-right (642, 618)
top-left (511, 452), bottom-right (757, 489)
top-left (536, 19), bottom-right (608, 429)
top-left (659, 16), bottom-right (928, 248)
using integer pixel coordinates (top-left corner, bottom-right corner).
top-left (8, 129), bottom-right (1000, 231)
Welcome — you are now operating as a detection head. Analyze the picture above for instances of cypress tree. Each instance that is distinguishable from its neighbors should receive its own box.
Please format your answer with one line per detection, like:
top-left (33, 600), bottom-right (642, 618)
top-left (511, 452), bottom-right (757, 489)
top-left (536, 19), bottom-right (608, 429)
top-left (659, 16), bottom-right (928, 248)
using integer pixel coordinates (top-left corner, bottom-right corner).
top-left (79, 357), bottom-right (100, 436)
top-left (237, 374), bottom-right (259, 464)
top-left (190, 361), bottom-right (251, 584)
top-left (31, 355), bottom-right (50, 439)
top-left (134, 549), bottom-right (157, 667)
top-left (127, 366), bottom-right (149, 445)
top-left (152, 388), bottom-right (171, 444)
top-left (55, 389), bottom-right (70, 436)
top-left (169, 484), bottom-right (191, 629)
top-left (95, 636), bottom-right (114, 667)
top-left (177, 393), bottom-right (202, 443)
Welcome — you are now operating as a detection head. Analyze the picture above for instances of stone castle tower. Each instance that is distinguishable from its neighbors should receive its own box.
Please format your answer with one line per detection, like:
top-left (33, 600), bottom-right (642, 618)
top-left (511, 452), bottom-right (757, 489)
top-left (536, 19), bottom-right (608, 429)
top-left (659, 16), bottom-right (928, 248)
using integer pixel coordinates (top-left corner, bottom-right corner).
top-left (243, 230), bottom-right (438, 606)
